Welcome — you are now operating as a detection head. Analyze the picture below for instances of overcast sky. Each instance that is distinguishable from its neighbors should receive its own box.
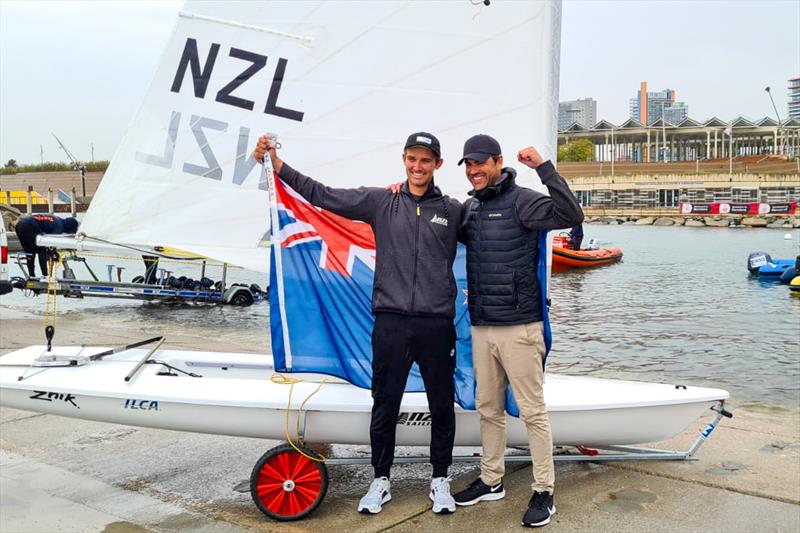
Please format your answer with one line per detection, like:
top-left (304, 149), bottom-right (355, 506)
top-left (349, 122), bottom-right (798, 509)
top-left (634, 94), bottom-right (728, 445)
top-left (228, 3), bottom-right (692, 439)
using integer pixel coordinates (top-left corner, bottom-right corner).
top-left (1, 0), bottom-right (798, 164)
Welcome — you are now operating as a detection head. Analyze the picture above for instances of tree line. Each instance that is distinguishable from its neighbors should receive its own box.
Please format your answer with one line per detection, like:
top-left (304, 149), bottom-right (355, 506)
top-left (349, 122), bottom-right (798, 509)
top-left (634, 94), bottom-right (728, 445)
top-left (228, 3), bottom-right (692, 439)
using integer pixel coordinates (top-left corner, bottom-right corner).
top-left (2, 159), bottom-right (110, 175)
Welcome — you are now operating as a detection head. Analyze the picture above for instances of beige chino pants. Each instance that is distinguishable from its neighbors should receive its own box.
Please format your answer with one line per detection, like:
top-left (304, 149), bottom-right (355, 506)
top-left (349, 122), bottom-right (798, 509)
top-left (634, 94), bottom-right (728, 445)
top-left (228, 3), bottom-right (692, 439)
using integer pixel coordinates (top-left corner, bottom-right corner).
top-left (471, 322), bottom-right (554, 494)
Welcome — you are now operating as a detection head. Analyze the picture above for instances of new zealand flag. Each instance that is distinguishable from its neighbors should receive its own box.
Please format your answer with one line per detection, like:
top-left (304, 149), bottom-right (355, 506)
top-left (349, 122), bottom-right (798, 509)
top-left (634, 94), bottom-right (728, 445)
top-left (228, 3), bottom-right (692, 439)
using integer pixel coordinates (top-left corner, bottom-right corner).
top-left (268, 175), bottom-right (551, 413)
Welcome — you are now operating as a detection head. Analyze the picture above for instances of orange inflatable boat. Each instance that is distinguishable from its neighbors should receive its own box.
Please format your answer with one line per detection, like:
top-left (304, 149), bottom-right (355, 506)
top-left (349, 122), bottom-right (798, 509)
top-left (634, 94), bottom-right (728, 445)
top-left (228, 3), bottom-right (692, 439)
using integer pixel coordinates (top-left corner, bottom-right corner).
top-left (551, 235), bottom-right (623, 271)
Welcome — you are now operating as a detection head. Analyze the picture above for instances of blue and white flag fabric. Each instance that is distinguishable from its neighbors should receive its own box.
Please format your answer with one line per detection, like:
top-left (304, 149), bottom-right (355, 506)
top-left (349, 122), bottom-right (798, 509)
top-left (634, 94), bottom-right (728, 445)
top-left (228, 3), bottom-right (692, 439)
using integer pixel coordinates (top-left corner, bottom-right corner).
top-left (269, 176), bottom-right (551, 414)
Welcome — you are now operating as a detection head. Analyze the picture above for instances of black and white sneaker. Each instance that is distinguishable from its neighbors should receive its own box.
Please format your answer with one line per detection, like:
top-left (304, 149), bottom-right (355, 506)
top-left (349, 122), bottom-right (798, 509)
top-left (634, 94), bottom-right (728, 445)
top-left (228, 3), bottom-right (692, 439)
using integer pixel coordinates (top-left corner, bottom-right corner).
top-left (453, 478), bottom-right (505, 506)
top-left (522, 491), bottom-right (556, 527)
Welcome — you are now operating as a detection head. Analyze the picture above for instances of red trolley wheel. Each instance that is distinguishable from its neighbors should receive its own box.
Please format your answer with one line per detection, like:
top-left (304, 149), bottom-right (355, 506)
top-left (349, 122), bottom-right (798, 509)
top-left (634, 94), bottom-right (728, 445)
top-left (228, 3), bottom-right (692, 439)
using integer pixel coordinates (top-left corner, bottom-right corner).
top-left (250, 443), bottom-right (329, 521)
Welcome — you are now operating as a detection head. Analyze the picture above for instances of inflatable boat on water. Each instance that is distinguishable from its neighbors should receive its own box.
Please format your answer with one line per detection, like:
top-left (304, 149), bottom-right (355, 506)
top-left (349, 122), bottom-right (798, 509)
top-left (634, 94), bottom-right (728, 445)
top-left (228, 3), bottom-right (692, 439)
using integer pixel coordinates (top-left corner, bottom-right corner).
top-left (551, 234), bottom-right (623, 271)
top-left (747, 252), bottom-right (798, 281)
top-left (552, 245), bottom-right (624, 271)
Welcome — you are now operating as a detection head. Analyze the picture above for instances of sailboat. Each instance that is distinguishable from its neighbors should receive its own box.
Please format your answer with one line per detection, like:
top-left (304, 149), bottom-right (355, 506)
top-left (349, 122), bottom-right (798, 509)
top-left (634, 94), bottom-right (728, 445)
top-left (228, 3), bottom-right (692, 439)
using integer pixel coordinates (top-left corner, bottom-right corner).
top-left (1, 0), bottom-right (729, 521)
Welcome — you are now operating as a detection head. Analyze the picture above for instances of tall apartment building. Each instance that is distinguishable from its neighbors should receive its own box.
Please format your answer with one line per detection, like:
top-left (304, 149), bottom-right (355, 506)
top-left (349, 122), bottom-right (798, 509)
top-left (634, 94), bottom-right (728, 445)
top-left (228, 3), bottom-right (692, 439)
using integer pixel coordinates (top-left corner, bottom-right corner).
top-left (789, 76), bottom-right (800, 119)
top-left (663, 101), bottom-right (688, 124)
top-left (629, 81), bottom-right (689, 125)
top-left (558, 98), bottom-right (597, 130)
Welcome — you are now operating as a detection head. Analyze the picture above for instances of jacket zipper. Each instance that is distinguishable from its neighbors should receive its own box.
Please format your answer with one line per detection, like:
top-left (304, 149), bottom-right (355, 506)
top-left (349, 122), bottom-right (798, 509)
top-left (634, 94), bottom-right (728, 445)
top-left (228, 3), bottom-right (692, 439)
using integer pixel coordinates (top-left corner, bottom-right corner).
top-left (476, 200), bottom-right (482, 322)
top-left (410, 202), bottom-right (421, 312)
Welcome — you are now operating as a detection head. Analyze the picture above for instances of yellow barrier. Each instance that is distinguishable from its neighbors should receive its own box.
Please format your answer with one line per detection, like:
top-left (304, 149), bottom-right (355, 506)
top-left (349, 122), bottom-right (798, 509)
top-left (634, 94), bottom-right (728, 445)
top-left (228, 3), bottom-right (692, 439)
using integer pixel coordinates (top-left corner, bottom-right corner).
top-left (0, 191), bottom-right (48, 205)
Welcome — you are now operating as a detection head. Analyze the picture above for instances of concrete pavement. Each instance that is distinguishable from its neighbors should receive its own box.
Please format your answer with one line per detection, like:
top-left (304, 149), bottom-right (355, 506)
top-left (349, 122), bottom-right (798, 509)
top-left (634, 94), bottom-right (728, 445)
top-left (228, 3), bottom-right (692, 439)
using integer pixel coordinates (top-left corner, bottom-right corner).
top-left (1, 313), bottom-right (798, 532)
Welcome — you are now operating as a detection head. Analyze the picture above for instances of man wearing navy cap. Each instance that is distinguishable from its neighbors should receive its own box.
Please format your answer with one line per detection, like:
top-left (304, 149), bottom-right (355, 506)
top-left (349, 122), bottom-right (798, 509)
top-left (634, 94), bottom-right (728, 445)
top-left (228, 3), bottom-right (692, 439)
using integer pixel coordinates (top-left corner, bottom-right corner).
top-left (254, 132), bottom-right (461, 515)
top-left (453, 134), bottom-right (584, 528)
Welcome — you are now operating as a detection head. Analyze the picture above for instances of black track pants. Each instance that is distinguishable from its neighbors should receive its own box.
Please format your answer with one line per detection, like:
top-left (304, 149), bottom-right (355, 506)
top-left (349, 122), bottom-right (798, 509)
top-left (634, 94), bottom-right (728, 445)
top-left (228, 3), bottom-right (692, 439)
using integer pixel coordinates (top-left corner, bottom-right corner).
top-left (369, 313), bottom-right (456, 478)
top-left (15, 222), bottom-right (47, 277)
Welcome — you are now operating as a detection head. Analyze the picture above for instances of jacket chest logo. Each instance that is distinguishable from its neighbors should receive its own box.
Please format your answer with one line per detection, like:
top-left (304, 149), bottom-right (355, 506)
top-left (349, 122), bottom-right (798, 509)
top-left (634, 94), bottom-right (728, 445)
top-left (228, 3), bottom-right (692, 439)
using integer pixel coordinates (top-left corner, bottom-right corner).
top-left (430, 214), bottom-right (448, 226)
top-left (487, 213), bottom-right (503, 218)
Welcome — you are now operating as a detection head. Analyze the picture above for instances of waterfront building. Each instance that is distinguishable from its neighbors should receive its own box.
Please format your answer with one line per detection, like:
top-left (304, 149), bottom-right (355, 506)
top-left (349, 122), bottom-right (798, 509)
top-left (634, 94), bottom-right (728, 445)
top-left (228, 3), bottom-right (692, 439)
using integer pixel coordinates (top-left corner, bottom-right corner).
top-left (789, 77), bottom-right (800, 120)
top-left (629, 81), bottom-right (689, 126)
top-left (559, 116), bottom-right (800, 163)
top-left (558, 98), bottom-right (597, 130)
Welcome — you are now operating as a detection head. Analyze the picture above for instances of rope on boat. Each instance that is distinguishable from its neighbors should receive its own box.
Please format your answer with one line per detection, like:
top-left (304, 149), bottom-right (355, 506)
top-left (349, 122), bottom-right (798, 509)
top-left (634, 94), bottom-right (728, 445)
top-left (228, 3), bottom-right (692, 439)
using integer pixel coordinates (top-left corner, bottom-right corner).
top-left (270, 373), bottom-right (335, 462)
top-left (43, 254), bottom-right (63, 351)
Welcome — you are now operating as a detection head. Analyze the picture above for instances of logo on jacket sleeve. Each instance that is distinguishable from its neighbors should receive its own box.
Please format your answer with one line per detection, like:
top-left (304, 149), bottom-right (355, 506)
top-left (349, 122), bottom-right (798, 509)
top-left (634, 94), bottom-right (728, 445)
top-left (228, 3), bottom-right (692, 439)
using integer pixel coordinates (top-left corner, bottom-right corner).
top-left (430, 214), bottom-right (448, 226)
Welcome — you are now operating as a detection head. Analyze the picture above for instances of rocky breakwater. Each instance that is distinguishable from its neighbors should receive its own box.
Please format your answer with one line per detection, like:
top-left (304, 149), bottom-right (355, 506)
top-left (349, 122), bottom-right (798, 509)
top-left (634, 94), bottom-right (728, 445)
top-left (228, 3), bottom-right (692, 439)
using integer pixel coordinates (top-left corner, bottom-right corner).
top-left (586, 215), bottom-right (800, 228)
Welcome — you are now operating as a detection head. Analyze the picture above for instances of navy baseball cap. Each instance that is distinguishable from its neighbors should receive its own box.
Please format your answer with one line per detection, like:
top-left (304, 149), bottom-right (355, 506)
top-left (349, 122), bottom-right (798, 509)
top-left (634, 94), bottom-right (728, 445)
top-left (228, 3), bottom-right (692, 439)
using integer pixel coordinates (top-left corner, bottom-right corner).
top-left (404, 132), bottom-right (441, 158)
top-left (458, 134), bottom-right (502, 165)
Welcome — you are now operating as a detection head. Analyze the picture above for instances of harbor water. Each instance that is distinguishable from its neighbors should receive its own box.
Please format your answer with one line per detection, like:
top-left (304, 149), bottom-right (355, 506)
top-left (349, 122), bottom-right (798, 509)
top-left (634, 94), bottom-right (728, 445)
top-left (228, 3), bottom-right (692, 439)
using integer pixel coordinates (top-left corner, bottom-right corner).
top-left (1, 225), bottom-right (798, 409)
top-left (547, 225), bottom-right (799, 409)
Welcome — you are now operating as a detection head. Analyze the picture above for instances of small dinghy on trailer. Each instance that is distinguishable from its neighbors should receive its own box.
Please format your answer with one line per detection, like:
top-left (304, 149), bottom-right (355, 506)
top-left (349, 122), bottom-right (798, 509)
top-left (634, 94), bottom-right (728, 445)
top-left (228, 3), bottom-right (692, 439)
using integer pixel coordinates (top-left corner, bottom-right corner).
top-left (0, 341), bottom-right (731, 521)
top-left (0, 344), bottom-right (729, 448)
top-left (12, 242), bottom-right (267, 306)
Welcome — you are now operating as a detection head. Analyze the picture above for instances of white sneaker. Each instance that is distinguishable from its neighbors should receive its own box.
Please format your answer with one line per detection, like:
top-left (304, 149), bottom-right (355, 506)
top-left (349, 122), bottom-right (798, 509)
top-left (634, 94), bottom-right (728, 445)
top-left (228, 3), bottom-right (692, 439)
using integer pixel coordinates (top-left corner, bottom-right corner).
top-left (430, 476), bottom-right (456, 514)
top-left (357, 476), bottom-right (391, 514)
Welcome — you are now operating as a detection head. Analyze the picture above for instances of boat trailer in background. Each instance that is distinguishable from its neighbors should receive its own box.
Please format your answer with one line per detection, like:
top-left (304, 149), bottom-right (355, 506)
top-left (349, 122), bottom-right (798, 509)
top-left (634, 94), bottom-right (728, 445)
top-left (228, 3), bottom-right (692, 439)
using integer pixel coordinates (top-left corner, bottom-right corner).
top-left (10, 250), bottom-right (267, 306)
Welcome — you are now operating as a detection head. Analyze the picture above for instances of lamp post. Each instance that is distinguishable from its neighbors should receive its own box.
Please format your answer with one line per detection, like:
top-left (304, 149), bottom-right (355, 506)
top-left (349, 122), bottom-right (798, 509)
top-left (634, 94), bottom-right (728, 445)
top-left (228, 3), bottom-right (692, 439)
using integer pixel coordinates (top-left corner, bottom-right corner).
top-left (764, 86), bottom-right (788, 156)
top-left (660, 101), bottom-right (669, 162)
top-left (610, 126), bottom-right (615, 177)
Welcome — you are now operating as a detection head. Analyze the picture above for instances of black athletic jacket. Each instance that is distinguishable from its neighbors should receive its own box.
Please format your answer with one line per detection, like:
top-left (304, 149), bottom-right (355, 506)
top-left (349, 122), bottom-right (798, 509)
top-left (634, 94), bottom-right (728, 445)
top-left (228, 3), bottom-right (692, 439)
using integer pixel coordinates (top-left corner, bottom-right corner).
top-left (278, 163), bottom-right (462, 319)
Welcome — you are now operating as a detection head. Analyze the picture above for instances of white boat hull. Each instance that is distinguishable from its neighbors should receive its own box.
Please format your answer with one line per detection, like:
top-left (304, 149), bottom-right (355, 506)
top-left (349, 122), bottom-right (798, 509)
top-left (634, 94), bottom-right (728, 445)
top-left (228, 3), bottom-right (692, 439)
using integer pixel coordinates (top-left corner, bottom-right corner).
top-left (0, 346), bottom-right (729, 447)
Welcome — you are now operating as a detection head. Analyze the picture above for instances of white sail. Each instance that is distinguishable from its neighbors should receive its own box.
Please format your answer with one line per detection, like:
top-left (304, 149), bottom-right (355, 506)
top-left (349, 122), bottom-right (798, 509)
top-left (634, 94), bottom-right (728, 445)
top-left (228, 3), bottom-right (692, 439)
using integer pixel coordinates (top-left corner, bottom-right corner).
top-left (80, 0), bottom-right (561, 273)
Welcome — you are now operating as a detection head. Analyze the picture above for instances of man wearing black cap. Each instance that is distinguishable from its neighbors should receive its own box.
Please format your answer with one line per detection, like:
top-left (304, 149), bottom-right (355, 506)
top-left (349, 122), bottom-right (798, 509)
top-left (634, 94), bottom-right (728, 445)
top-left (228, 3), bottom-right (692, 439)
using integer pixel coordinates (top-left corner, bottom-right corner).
top-left (254, 132), bottom-right (461, 515)
top-left (452, 134), bottom-right (584, 528)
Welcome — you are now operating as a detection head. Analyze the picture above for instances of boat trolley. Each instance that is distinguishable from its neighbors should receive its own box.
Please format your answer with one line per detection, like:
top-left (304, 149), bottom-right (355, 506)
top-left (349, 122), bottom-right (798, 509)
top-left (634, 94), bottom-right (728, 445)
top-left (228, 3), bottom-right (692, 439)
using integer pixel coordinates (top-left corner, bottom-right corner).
top-left (250, 402), bottom-right (733, 521)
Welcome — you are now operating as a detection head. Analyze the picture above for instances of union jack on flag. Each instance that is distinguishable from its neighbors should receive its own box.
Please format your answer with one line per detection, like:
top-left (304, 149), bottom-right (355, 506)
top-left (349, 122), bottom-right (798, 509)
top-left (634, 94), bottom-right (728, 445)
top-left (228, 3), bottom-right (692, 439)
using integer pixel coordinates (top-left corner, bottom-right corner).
top-left (275, 182), bottom-right (376, 276)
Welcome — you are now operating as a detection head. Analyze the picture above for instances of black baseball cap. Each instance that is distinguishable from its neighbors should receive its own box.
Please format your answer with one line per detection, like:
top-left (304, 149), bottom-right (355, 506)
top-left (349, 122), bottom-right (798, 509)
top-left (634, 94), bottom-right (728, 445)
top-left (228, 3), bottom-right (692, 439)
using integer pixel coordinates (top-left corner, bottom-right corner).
top-left (458, 134), bottom-right (502, 165)
top-left (404, 132), bottom-right (441, 158)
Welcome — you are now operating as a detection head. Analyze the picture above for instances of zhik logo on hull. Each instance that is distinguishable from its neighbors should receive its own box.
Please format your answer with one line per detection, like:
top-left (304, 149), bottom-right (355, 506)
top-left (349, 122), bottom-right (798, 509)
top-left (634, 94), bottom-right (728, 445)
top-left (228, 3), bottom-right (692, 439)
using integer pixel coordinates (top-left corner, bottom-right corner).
top-left (30, 390), bottom-right (79, 408)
